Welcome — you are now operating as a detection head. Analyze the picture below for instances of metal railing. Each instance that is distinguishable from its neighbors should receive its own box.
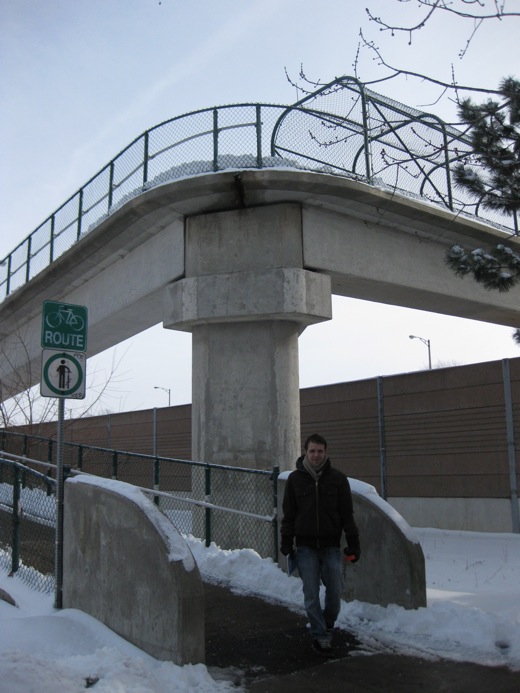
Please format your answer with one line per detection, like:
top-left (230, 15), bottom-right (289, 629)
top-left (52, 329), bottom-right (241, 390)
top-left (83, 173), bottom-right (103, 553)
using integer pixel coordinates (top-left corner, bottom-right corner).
top-left (0, 432), bottom-right (280, 592)
top-left (0, 455), bottom-right (56, 593)
top-left (1, 77), bottom-right (517, 301)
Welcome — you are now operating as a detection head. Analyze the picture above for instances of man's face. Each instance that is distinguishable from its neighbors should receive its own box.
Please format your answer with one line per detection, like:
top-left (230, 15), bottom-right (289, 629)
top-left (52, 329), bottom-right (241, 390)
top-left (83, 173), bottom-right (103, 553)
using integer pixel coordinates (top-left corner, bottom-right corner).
top-left (306, 443), bottom-right (327, 467)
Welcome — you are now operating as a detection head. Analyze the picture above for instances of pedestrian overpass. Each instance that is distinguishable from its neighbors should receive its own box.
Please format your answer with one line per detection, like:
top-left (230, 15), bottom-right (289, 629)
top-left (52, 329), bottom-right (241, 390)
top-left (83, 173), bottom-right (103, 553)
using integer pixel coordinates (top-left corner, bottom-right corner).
top-left (1, 77), bottom-right (519, 472)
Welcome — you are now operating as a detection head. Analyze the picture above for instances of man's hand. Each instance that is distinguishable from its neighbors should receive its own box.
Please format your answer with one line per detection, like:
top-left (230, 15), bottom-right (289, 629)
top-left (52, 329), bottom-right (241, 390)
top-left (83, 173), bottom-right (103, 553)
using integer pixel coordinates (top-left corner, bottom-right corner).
top-left (344, 535), bottom-right (361, 563)
top-left (280, 537), bottom-right (294, 556)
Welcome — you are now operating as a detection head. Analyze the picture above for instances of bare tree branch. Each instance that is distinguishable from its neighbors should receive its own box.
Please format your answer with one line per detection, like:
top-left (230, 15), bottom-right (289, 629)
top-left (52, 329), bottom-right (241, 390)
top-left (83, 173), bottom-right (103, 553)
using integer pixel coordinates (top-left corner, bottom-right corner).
top-left (0, 332), bottom-right (130, 428)
top-left (366, 0), bottom-right (519, 47)
top-left (458, 17), bottom-right (484, 58)
top-left (358, 29), bottom-right (503, 100)
top-left (366, 0), bottom-right (442, 43)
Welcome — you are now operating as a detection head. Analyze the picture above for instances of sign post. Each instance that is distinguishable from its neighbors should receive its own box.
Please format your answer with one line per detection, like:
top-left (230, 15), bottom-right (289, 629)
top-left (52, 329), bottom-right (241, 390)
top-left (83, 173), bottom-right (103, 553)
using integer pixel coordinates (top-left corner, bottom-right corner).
top-left (40, 301), bottom-right (88, 609)
top-left (55, 397), bottom-right (65, 609)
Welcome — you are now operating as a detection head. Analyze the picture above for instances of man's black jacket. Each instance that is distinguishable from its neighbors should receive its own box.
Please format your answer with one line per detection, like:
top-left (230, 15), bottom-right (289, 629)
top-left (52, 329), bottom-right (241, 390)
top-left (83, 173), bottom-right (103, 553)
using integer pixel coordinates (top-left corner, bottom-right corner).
top-left (281, 456), bottom-right (359, 550)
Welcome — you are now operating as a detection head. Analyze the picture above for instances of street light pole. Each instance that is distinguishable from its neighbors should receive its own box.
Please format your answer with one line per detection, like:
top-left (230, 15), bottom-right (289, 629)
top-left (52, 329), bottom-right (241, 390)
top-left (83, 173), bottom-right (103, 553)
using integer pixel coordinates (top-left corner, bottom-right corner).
top-left (154, 386), bottom-right (171, 406)
top-left (409, 335), bottom-right (432, 369)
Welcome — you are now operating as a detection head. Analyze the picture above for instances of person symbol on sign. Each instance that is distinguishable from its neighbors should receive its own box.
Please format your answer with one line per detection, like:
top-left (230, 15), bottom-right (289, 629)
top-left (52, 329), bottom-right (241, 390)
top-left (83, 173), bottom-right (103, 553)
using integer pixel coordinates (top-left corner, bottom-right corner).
top-left (57, 359), bottom-right (71, 390)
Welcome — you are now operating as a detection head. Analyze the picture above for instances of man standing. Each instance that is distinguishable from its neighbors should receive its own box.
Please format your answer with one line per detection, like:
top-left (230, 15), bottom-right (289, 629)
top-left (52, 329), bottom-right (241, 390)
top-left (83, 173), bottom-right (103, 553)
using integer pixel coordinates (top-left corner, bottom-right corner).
top-left (280, 433), bottom-right (360, 657)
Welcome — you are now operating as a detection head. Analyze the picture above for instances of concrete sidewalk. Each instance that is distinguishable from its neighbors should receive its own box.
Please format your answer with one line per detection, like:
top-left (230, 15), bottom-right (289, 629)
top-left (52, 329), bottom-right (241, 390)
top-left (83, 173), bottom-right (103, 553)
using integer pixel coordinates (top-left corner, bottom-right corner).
top-left (204, 581), bottom-right (520, 692)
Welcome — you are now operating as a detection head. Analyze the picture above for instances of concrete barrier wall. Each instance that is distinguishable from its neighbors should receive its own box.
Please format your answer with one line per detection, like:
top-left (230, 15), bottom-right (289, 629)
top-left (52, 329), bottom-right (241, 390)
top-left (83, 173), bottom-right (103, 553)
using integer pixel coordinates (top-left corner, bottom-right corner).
top-left (278, 474), bottom-right (426, 610)
top-left (389, 496), bottom-right (520, 533)
top-left (63, 476), bottom-right (205, 664)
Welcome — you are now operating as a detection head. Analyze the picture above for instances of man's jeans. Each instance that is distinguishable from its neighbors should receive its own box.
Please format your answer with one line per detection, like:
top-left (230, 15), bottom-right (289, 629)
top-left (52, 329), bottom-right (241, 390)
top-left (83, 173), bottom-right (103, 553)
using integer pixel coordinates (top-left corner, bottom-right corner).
top-left (296, 546), bottom-right (343, 641)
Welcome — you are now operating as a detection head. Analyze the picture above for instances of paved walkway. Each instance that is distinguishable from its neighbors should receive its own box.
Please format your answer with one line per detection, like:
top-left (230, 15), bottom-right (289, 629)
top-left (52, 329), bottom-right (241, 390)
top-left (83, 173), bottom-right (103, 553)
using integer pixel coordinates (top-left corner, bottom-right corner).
top-left (204, 580), bottom-right (520, 692)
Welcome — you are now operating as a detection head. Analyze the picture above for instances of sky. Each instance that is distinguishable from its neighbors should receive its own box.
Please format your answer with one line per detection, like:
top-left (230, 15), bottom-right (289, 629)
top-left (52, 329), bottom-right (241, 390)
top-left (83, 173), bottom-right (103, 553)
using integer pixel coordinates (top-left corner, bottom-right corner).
top-left (1, 0), bottom-right (519, 417)
top-left (1, 519), bottom-right (519, 690)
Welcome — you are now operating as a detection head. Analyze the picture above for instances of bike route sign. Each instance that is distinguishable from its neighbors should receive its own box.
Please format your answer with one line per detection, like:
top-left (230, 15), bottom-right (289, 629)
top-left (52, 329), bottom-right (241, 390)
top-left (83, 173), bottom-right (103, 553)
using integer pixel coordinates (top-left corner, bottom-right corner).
top-left (41, 300), bottom-right (88, 351)
top-left (41, 349), bottom-right (86, 399)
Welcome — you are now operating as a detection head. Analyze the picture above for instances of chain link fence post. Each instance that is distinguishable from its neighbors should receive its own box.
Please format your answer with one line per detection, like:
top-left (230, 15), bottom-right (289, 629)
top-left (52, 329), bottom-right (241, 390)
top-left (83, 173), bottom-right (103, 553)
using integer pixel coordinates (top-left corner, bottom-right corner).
top-left (11, 465), bottom-right (21, 574)
top-left (111, 450), bottom-right (118, 479)
top-left (205, 464), bottom-right (212, 547)
top-left (272, 465), bottom-right (279, 560)
top-left (153, 456), bottom-right (160, 506)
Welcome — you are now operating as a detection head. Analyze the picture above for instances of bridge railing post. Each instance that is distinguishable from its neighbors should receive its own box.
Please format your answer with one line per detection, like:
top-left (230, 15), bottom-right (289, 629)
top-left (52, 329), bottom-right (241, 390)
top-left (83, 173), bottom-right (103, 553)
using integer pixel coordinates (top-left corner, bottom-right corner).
top-left (212, 108), bottom-right (219, 172)
top-left (256, 104), bottom-right (262, 169)
top-left (76, 189), bottom-right (83, 240)
top-left (143, 131), bottom-right (149, 186)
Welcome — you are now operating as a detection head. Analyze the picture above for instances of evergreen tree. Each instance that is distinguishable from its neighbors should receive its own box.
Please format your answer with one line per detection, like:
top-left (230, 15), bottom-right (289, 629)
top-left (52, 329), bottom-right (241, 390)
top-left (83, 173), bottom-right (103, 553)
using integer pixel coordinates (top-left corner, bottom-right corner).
top-left (446, 78), bottom-right (520, 346)
top-left (445, 243), bottom-right (520, 293)
top-left (453, 76), bottom-right (520, 227)
top-left (444, 243), bottom-right (520, 345)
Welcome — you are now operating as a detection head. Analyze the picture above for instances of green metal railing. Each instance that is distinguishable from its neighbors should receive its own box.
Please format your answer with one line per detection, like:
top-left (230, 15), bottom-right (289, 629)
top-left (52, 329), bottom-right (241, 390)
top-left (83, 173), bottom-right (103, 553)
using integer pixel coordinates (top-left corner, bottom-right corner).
top-left (0, 456), bottom-right (56, 593)
top-left (1, 76), bottom-right (517, 301)
top-left (0, 431), bottom-right (280, 592)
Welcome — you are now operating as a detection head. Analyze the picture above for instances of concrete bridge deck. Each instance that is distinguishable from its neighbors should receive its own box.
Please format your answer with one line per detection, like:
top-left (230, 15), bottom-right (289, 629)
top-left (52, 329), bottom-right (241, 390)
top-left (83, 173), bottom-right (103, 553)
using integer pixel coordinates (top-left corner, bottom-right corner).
top-left (1, 166), bottom-right (519, 475)
top-left (2, 168), bottom-right (519, 375)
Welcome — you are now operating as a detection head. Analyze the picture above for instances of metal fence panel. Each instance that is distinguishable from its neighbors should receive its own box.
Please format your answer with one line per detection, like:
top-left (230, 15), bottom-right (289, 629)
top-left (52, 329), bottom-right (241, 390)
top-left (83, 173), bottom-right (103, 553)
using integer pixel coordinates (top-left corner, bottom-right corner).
top-left (0, 434), bottom-right (279, 594)
top-left (0, 459), bottom-right (56, 593)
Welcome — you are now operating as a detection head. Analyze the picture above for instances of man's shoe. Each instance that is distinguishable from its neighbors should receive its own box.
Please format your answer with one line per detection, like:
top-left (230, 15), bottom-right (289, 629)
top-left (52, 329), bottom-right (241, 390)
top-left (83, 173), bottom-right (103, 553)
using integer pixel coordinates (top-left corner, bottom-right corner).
top-left (324, 615), bottom-right (334, 633)
top-left (312, 638), bottom-right (334, 658)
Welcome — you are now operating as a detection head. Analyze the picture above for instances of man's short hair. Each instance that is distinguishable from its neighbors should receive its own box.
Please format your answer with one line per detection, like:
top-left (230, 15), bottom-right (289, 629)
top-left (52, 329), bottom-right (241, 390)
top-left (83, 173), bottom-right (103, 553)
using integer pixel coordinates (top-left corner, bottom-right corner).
top-left (304, 433), bottom-right (328, 450)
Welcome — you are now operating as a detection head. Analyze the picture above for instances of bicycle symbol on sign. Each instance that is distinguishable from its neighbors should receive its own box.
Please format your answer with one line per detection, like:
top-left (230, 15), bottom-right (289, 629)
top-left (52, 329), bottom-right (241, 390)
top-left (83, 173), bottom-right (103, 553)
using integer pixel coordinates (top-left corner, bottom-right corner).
top-left (45, 305), bottom-right (85, 332)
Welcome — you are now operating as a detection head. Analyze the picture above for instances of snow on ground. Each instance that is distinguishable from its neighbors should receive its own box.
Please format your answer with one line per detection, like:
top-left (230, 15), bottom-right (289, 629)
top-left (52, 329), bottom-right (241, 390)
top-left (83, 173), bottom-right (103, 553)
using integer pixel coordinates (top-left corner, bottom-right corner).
top-left (1, 528), bottom-right (519, 692)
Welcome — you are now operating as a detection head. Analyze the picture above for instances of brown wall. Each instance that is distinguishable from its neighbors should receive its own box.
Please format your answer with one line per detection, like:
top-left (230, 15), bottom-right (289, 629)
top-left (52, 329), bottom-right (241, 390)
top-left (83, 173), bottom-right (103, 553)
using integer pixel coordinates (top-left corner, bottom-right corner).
top-left (301, 358), bottom-right (519, 499)
top-left (60, 404), bottom-right (193, 460)
top-left (11, 357), bottom-right (519, 501)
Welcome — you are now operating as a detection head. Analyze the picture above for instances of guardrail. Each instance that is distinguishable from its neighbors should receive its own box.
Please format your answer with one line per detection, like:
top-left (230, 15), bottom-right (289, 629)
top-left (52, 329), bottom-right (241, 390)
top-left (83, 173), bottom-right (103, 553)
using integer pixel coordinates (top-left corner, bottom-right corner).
top-left (1, 76), bottom-right (517, 302)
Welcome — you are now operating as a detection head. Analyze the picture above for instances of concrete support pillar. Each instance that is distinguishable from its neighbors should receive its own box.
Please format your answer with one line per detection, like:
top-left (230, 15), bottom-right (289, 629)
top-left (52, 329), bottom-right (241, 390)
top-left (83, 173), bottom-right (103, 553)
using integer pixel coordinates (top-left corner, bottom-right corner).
top-left (166, 266), bottom-right (331, 472)
top-left (163, 203), bottom-right (332, 475)
top-left (191, 320), bottom-right (301, 470)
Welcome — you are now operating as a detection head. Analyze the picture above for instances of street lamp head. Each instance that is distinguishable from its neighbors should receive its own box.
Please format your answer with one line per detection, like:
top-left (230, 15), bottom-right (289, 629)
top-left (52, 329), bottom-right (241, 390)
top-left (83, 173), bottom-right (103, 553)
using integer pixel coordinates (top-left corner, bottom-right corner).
top-left (154, 386), bottom-right (171, 406)
top-left (408, 334), bottom-right (432, 369)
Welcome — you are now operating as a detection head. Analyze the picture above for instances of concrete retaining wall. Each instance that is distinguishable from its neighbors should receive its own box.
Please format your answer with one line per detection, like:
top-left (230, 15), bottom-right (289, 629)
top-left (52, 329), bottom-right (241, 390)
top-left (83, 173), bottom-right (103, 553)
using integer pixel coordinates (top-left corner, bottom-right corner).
top-left (63, 476), bottom-right (204, 664)
top-left (278, 474), bottom-right (426, 610)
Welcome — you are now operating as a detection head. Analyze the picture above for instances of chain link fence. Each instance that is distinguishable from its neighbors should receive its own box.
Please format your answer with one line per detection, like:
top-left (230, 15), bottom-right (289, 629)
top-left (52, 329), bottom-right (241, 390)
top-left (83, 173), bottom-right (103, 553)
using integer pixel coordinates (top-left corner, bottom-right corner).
top-left (1, 77), bottom-right (517, 301)
top-left (0, 456), bottom-right (56, 593)
top-left (270, 77), bottom-right (494, 221)
top-left (143, 461), bottom-right (279, 558)
top-left (0, 432), bottom-right (279, 593)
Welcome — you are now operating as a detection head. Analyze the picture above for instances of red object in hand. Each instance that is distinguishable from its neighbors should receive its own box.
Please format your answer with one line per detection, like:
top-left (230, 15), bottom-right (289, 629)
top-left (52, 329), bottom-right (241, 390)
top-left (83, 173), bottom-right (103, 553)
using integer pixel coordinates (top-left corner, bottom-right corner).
top-left (344, 553), bottom-right (356, 562)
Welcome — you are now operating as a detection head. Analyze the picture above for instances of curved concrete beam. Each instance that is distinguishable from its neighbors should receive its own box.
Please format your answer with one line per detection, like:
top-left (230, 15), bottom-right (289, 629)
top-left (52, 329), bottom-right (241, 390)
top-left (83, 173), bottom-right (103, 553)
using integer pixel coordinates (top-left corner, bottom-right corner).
top-left (63, 475), bottom-right (204, 664)
top-left (1, 169), bottom-right (519, 390)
